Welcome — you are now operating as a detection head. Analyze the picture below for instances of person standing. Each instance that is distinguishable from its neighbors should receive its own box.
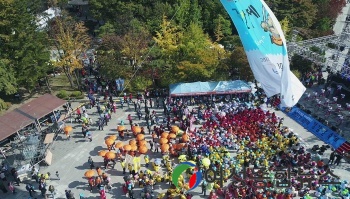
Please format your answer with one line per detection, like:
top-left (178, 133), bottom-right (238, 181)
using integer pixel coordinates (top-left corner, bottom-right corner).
top-left (49, 185), bottom-right (55, 198)
top-left (154, 142), bottom-right (159, 153)
top-left (128, 189), bottom-right (134, 199)
top-left (88, 156), bottom-right (95, 169)
top-left (82, 124), bottom-right (88, 138)
top-left (334, 152), bottom-right (343, 166)
top-left (134, 101), bottom-right (137, 112)
top-left (128, 114), bottom-right (133, 126)
top-left (8, 181), bottom-right (15, 194)
top-left (26, 184), bottom-right (34, 197)
top-left (98, 118), bottom-right (104, 130)
top-left (121, 160), bottom-right (126, 174)
top-left (100, 188), bottom-right (107, 199)
top-left (55, 171), bottom-right (60, 180)
top-left (65, 190), bottom-right (71, 199)
top-left (39, 181), bottom-right (47, 196)
top-left (149, 98), bottom-right (153, 108)
top-left (12, 170), bottom-right (20, 186)
top-left (149, 141), bottom-right (154, 151)
top-left (87, 131), bottom-right (93, 142)
top-left (76, 108), bottom-right (82, 119)
top-left (88, 177), bottom-right (95, 192)
top-left (329, 151), bottom-right (336, 165)
top-left (201, 181), bottom-right (207, 196)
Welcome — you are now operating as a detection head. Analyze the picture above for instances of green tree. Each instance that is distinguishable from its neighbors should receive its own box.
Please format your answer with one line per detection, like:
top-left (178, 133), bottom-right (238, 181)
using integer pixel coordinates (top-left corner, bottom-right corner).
top-left (176, 23), bottom-right (225, 82)
top-left (119, 20), bottom-right (151, 69)
top-left (96, 22), bottom-right (116, 37)
top-left (290, 54), bottom-right (314, 74)
top-left (0, 60), bottom-right (17, 95)
top-left (97, 34), bottom-right (132, 80)
top-left (266, 0), bottom-right (317, 29)
top-left (280, 17), bottom-right (290, 37)
top-left (228, 46), bottom-right (254, 81)
top-left (213, 14), bottom-right (232, 42)
top-left (0, 0), bottom-right (51, 92)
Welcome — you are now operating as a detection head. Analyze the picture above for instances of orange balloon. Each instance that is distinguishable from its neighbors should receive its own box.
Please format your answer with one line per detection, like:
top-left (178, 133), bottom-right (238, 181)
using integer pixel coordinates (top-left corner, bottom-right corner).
top-left (129, 139), bottom-right (137, 146)
top-left (138, 140), bottom-right (147, 146)
top-left (161, 132), bottom-right (169, 138)
top-left (132, 126), bottom-right (141, 133)
top-left (159, 138), bottom-right (168, 144)
top-left (139, 146), bottom-right (148, 154)
top-left (105, 139), bottom-right (114, 146)
top-left (108, 135), bottom-right (117, 141)
top-left (161, 143), bottom-right (170, 152)
top-left (117, 125), bottom-right (125, 131)
top-left (131, 145), bottom-right (138, 151)
top-left (115, 142), bottom-right (124, 148)
top-left (98, 150), bottom-right (108, 157)
top-left (84, 170), bottom-right (95, 178)
top-left (177, 143), bottom-right (186, 149)
top-left (64, 126), bottom-right (73, 132)
top-left (182, 134), bottom-right (189, 142)
top-left (123, 145), bottom-right (131, 151)
top-left (105, 151), bottom-right (116, 159)
top-left (171, 126), bottom-right (179, 133)
top-left (136, 134), bottom-right (144, 141)
top-left (168, 133), bottom-right (176, 139)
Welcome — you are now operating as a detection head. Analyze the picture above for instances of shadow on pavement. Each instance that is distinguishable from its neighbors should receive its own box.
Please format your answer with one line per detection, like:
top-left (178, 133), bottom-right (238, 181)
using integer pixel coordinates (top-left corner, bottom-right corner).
top-left (68, 180), bottom-right (86, 189)
top-left (89, 146), bottom-right (104, 156)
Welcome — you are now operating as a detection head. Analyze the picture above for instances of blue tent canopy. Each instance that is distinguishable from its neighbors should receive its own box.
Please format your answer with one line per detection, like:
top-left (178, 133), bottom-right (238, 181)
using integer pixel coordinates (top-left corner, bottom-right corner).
top-left (169, 80), bottom-right (251, 97)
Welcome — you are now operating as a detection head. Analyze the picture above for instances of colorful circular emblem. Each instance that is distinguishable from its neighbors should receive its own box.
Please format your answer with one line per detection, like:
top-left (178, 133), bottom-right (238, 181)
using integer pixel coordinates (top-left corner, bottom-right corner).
top-left (171, 161), bottom-right (202, 190)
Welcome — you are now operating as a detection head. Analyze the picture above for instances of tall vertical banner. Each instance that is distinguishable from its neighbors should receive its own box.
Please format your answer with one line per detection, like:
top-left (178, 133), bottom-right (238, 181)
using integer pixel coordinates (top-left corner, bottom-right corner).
top-left (220, 0), bottom-right (306, 107)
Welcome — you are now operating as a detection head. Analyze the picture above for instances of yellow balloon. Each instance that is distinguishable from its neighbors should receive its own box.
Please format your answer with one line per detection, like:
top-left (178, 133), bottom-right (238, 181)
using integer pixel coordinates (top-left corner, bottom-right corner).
top-left (178, 181), bottom-right (183, 188)
top-left (202, 158), bottom-right (211, 167)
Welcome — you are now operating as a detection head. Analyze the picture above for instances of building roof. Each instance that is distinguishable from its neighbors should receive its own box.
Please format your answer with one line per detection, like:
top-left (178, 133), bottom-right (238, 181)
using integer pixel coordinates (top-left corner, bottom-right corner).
top-left (17, 94), bottom-right (66, 119)
top-left (0, 94), bottom-right (66, 141)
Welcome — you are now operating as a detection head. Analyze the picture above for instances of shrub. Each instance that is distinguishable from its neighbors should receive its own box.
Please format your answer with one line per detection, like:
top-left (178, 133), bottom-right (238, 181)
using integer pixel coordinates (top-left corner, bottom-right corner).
top-left (0, 99), bottom-right (9, 111)
top-left (70, 91), bottom-right (81, 97)
top-left (57, 90), bottom-right (68, 99)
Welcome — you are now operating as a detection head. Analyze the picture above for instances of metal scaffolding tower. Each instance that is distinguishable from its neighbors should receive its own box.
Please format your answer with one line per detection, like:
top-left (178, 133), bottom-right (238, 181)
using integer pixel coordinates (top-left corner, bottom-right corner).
top-left (287, 23), bottom-right (350, 75)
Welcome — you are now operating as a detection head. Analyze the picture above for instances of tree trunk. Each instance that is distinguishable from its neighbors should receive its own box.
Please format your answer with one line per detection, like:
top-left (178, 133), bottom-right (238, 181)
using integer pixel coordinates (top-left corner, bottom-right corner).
top-left (63, 66), bottom-right (75, 88)
top-left (45, 76), bottom-right (52, 93)
top-left (74, 69), bottom-right (81, 90)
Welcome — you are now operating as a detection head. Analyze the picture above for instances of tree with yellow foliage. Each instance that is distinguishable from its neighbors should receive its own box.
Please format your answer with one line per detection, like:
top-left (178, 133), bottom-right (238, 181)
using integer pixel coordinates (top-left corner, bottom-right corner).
top-left (153, 16), bottom-right (183, 66)
top-left (49, 16), bottom-right (91, 88)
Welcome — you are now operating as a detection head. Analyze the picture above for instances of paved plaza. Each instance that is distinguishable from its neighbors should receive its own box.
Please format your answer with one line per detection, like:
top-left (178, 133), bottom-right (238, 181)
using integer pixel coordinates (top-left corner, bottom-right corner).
top-left (0, 98), bottom-right (349, 199)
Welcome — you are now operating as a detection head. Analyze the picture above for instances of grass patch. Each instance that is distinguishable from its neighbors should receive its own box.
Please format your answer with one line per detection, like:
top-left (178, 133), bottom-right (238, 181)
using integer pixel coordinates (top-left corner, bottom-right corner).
top-left (49, 74), bottom-right (73, 91)
top-left (49, 74), bottom-right (84, 100)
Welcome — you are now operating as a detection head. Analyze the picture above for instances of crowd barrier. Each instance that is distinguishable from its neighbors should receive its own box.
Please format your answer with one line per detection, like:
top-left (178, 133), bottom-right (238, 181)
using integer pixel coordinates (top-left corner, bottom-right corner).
top-left (283, 107), bottom-right (346, 150)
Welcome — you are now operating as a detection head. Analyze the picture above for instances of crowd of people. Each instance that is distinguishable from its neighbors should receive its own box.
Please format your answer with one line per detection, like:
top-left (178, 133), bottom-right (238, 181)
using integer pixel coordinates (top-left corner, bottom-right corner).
top-left (76, 84), bottom-right (349, 199)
